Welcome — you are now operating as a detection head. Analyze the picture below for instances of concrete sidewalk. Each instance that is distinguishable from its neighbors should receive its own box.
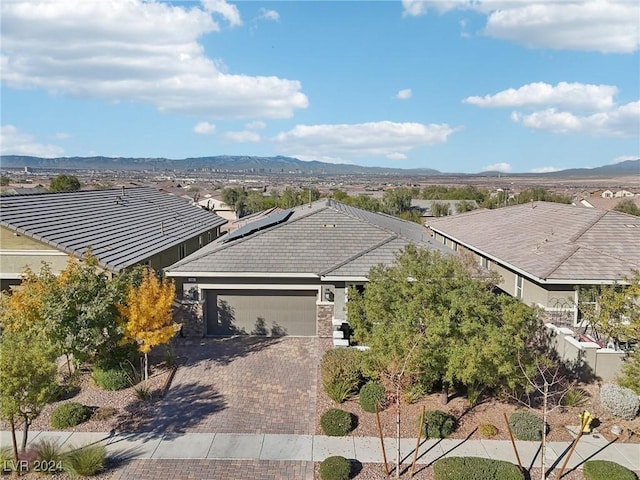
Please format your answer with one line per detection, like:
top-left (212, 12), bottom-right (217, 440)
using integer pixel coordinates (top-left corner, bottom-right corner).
top-left (1, 430), bottom-right (638, 472)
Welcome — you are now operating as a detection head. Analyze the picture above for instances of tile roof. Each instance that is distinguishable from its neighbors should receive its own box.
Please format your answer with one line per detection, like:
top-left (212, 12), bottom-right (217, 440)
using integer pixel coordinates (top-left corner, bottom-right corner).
top-left (0, 187), bottom-right (227, 272)
top-left (166, 199), bottom-right (450, 278)
top-left (427, 201), bottom-right (640, 282)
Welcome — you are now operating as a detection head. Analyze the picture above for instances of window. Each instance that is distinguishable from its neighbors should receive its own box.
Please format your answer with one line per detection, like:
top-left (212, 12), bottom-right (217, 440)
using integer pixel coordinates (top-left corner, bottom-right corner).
top-left (481, 256), bottom-right (489, 269)
top-left (515, 275), bottom-right (523, 299)
top-left (179, 243), bottom-right (186, 259)
top-left (198, 235), bottom-right (203, 247)
top-left (208, 231), bottom-right (212, 242)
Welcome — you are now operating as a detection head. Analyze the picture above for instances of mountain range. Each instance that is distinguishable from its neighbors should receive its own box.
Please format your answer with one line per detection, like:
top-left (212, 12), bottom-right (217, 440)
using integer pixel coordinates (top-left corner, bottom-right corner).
top-left (1, 155), bottom-right (638, 177)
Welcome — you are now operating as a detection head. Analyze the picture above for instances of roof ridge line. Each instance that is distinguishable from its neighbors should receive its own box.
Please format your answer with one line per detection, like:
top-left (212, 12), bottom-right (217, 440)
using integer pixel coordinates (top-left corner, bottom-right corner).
top-left (319, 234), bottom-right (398, 276)
top-left (568, 209), bottom-right (607, 243)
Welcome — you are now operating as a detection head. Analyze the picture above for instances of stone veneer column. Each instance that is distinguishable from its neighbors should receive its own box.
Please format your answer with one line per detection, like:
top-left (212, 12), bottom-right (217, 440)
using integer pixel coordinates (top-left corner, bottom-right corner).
top-left (174, 300), bottom-right (205, 337)
top-left (316, 304), bottom-right (334, 338)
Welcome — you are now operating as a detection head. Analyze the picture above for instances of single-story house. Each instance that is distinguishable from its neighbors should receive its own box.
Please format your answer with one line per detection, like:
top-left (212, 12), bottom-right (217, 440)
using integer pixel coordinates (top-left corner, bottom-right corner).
top-left (426, 201), bottom-right (640, 327)
top-left (164, 199), bottom-right (451, 344)
top-left (0, 186), bottom-right (227, 291)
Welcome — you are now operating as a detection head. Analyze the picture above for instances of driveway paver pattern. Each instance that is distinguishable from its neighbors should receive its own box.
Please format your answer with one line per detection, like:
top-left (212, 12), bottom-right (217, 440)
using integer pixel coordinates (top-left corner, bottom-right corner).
top-left (144, 336), bottom-right (318, 435)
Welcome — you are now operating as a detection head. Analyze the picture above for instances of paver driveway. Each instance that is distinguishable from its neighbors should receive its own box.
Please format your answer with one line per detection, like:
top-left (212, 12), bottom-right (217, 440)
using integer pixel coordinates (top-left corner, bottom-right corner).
top-left (142, 336), bottom-right (319, 435)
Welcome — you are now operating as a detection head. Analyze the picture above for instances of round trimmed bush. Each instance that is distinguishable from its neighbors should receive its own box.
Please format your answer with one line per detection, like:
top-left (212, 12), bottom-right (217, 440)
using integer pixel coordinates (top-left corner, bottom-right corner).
top-left (359, 381), bottom-right (386, 413)
top-left (584, 460), bottom-right (637, 480)
top-left (92, 367), bottom-right (134, 391)
top-left (599, 383), bottom-right (640, 420)
top-left (418, 410), bottom-right (456, 439)
top-left (51, 402), bottom-right (92, 429)
top-left (319, 455), bottom-right (351, 480)
top-left (433, 457), bottom-right (524, 480)
top-left (320, 408), bottom-right (355, 437)
top-left (508, 411), bottom-right (547, 441)
top-left (478, 423), bottom-right (499, 438)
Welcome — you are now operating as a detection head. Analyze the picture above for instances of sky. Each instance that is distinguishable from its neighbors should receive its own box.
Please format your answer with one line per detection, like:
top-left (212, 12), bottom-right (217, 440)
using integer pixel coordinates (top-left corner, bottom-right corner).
top-left (0, 0), bottom-right (639, 174)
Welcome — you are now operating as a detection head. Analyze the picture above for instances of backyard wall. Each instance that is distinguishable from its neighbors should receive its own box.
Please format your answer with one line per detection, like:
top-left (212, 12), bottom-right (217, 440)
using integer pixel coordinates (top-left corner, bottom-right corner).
top-left (545, 323), bottom-right (626, 380)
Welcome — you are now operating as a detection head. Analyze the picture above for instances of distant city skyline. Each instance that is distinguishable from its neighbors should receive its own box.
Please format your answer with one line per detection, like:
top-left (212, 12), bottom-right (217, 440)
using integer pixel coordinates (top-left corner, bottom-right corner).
top-left (1, 0), bottom-right (639, 174)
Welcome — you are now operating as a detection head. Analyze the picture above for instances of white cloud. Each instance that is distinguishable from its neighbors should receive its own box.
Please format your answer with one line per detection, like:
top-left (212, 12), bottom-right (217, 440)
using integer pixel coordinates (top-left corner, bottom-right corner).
top-left (0, 125), bottom-right (64, 157)
top-left (273, 121), bottom-right (457, 161)
top-left (511, 101), bottom-right (639, 137)
top-left (465, 82), bottom-right (617, 111)
top-left (611, 155), bottom-right (639, 164)
top-left (245, 120), bottom-right (266, 130)
top-left (225, 130), bottom-right (261, 143)
top-left (395, 88), bottom-right (412, 100)
top-left (530, 166), bottom-right (561, 173)
top-left (402, 1), bottom-right (639, 53)
top-left (0, 0), bottom-right (308, 119)
top-left (482, 162), bottom-right (512, 173)
top-left (258, 8), bottom-right (280, 22)
top-left (201, 0), bottom-right (242, 27)
top-left (387, 153), bottom-right (408, 160)
top-left (54, 132), bottom-right (71, 139)
top-left (194, 121), bottom-right (216, 135)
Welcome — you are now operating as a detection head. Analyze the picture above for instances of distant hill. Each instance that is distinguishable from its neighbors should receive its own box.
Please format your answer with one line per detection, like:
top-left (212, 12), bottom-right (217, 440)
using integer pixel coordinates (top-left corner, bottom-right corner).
top-left (0, 155), bottom-right (440, 176)
top-left (1, 155), bottom-right (638, 177)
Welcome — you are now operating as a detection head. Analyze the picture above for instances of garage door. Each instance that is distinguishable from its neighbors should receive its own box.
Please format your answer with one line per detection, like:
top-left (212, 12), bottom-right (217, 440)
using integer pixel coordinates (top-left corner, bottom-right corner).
top-left (206, 289), bottom-right (317, 336)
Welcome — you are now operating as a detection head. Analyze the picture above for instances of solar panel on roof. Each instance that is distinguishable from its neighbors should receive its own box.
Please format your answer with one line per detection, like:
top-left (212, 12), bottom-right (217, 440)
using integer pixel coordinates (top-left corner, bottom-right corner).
top-left (224, 209), bottom-right (293, 242)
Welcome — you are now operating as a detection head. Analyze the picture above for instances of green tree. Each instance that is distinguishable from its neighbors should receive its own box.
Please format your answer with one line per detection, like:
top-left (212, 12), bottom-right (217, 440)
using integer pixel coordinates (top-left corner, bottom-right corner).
top-left (0, 331), bottom-right (57, 459)
top-left (221, 187), bottom-right (246, 211)
top-left (383, 187), bottom-right (412, 215)
top-left (348, 245), bottom-right (542, 404)
top-left (0, 175), bottom-right (10, 186)
top-left (244, 191), bottom-right (268, 214)
top-left (456, 200), bottom-right (477, 213)
top-left (614, 199), bottom-right (640, 216)
top-left (431, 201), bottom-right (450, 217)
top-left (279, 187), bottom-right (301, 209)
top-left (49, 174), bottom-right (81, 192)
top-left (40, 256), bottom-right (133, 372)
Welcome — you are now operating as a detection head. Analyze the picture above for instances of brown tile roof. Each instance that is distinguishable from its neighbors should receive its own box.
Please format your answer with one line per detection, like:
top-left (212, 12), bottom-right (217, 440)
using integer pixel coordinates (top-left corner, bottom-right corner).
top-left (427, 202), bottom-right (640, 282)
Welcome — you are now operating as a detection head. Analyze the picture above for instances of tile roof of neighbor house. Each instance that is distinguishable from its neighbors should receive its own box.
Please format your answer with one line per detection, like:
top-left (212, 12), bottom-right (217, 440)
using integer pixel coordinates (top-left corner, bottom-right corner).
top-left (427, 201), bottom-right (640, 283)
top-left (166, 199), bottom-right (450, 278)
top-left (0, 186), bottom-right (227, 272)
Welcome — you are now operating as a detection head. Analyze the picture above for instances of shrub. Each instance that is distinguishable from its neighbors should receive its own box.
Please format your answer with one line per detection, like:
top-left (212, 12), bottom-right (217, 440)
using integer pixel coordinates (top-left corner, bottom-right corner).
top-left (319, 455), bottom-right (351, 480)
top-left (478, 424), bottom-right (498, 438)
top-left (63, 444), bottom-right (106, 477)
top-left (433, 457), bottom-right (524, 480)
top-left (321, 348), bottom-right (363, 403)
top-left (92, 367), bottom-right (134, 391)
top-left (583, 460), bottom-right (638, 480)
top-left (508, 411), bottom-right (547, 441)
top-left (618, 349), bottom-right (640, 395)
top-left (404, 384), bottom-right (426, 404)
top-left (0, 446), bottom-right (14, 473)
top-left (599, 383), bottom-right (640, 420)
top-left (94, 343), bottom-right (138, 370)
top-left (324, 379), bottom-right (354, 404)
top-left (51, 403), bottom-right (92, 429)
top-left (561, 387), bottom-right (589, 408)
top-left (359, 381), bottom-right (386, 413)
top-left (134, 384), bottom-right (152, 400)
top-left (33, 440), bottom-right (65, 473)
top-left (92, 407), bottom-right (118, 421)
top-left (320, 408), bottom-right (355, 436)
top-left (418, 410), bottom-right (456, 439)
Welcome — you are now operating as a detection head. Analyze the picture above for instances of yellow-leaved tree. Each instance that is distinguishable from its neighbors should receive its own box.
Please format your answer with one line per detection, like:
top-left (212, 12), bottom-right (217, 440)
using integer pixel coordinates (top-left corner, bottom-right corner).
top-left (118, 268), bottom-right (178, 381)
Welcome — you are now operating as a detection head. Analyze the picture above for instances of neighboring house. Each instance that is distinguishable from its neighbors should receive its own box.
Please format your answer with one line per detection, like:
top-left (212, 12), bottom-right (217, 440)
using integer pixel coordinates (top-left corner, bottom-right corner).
top-left (576, 196), bottom-right (640, 211)
top-left (164, 199), bottom-right (450, 344)
top-left (0, 186), bottom-right (227, 291)
top-left (426, 202), bottom-right (640, 327)
top-left (411, 199), bottom-right (478, 218)
top-left (614, 190), bottom-right (635, 198)
top-left (196, 196), bottom-right (238, 222)
top-left (601, 190), bottom-right (614, 198)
